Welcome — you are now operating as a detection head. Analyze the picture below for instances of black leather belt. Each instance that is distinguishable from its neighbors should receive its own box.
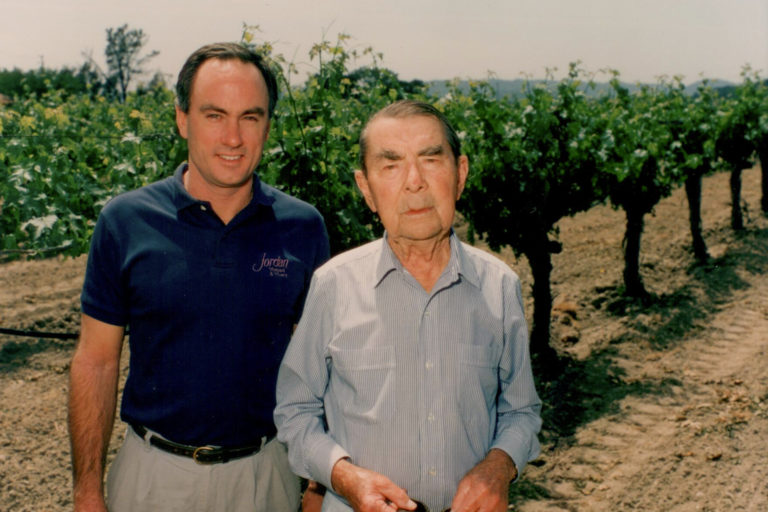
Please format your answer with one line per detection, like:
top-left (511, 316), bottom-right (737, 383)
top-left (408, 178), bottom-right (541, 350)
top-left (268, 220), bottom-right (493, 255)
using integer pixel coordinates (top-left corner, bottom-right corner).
top-left (131, 424), bottom-right (273, 464)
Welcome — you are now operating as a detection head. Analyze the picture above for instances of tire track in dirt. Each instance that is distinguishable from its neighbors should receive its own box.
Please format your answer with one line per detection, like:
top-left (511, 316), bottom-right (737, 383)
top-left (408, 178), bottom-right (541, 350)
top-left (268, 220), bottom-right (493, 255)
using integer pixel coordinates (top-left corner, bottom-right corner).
top-left (0, 255), bottom-right (85, 334)
top-left (519, 273), bottom-right (768, 511)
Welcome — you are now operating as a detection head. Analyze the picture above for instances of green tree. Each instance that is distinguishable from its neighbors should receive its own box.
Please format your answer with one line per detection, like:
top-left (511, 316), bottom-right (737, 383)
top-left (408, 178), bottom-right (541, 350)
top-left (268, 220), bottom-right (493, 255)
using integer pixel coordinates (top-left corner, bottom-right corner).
top-left (751, 77), bottom-right (768, 215)
top-left (242, 27), bottom-right (426, 255)
top-left (0, 87), bottom-right (181, 257)
top-left (716, 69), bottom-right (760, 230)
top-left (600, 76), bottom-right (680, 298)
top-left (103, 24), bottom-right (159, 103)
top-left (0, 64), bottom-right (97, 98)
top-left (661, 78), bottom-right (722, 262)
top-left (444, 65), bottom-right (606, 365)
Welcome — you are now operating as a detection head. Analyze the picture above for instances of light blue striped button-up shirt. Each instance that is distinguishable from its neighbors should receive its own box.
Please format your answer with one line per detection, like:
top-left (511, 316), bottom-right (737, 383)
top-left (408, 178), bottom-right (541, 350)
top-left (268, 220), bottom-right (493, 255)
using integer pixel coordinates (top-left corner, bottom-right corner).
top-left (275, 233), bottom-right (542, 512)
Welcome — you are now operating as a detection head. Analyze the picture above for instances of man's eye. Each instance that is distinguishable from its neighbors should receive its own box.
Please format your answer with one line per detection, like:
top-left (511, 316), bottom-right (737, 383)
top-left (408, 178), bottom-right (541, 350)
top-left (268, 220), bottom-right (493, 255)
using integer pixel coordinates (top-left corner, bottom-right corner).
top-left (382, 164), bottom-right (400, 173)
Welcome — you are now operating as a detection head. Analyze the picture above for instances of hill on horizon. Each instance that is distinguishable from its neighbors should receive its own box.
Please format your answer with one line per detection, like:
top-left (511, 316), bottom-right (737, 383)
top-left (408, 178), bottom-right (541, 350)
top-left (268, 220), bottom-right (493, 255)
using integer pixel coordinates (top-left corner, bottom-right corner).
top-left (426, 77), bottom-right (737, 100)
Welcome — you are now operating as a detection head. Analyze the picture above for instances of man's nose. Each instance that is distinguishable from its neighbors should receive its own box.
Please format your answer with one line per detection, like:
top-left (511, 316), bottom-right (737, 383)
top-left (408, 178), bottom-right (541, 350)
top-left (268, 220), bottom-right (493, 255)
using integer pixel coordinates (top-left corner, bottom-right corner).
top-left (222, 119), bottom-right (243, 147)
top-left (404, 161), bottom-right (427, 191)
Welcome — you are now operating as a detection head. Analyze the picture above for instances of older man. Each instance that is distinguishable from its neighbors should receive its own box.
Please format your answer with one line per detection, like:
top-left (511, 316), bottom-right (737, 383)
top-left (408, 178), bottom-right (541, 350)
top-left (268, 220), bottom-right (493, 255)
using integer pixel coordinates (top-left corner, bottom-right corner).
top-left (68, 43), bottom-right (329, 512)
top-left (275, 100), bottom-right (541, 512)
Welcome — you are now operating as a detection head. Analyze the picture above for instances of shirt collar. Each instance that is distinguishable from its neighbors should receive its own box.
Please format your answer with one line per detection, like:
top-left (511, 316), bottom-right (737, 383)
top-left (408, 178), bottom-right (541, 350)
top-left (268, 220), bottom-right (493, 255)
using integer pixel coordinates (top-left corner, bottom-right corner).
top-left (374, 230), bottom-right (481, 290)
top-left (170, 162), bottom-right (276, 213)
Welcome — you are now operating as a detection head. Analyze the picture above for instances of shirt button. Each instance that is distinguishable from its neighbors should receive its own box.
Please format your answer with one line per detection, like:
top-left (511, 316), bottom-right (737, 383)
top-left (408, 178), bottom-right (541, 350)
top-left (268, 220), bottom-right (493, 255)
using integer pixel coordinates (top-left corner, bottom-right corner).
top-left (425, 361), bottom-right (434, 370)
top-left (200, 205), bottom-right (207, 211)
top-left (428, 467), bottom-right (437, 476)
top-left (427, 413), bottom-right (435, 422)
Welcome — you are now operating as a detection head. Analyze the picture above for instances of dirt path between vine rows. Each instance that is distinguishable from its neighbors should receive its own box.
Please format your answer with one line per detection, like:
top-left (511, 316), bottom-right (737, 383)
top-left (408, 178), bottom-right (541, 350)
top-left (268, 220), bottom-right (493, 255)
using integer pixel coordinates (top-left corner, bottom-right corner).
top-left (1, 166), bottom-right (766, 511)
top-left (517, 271), bottom-right (768, 511)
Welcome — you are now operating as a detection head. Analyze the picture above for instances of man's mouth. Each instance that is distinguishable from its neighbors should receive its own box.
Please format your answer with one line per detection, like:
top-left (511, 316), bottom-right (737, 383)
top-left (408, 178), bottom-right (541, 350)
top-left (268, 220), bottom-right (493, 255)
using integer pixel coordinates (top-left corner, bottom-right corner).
top-left (219, 154), bottom-right (243, 161)
top-left (404, 206), bottom-right (432, 215)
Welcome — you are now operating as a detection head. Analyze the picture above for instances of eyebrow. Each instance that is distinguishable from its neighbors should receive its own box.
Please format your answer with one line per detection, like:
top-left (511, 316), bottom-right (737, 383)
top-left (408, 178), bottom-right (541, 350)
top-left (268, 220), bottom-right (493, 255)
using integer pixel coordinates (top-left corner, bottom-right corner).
top-left (199, 104), bottom-right (266, 116)
top-left (373, 144), bottom-right (445, 162)
top-left (373, 149), bottom-right (403, 162)
top-left (418, 145), bottom-right (445, 157)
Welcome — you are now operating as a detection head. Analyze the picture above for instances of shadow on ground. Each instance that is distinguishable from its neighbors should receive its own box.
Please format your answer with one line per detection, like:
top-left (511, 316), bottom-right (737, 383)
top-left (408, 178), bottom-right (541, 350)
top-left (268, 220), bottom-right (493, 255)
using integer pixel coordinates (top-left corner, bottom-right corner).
top-left (0, 337), bottom-right (74, 372)
top-left (512, 225), bottom-right (768, 504)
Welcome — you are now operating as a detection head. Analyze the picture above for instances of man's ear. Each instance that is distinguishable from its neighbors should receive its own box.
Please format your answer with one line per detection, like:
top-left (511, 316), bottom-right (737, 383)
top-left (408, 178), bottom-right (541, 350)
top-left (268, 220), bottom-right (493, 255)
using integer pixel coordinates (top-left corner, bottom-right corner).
top-left (456, 155), bottom-right (469, 200)
top-left (354, 170), bottom-right (377, 213)
top-left (175, 105), bottom-right (188, 139)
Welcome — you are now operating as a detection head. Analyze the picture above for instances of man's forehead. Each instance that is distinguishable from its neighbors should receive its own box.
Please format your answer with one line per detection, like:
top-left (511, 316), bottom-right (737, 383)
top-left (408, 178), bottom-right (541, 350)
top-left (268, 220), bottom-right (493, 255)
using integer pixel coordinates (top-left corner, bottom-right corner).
top-left (368, 114), bottom-right (447, 147)
top-left (188, 58), bottom-right (268, 107)
top-left (192, 58), bottom-right (264, 91)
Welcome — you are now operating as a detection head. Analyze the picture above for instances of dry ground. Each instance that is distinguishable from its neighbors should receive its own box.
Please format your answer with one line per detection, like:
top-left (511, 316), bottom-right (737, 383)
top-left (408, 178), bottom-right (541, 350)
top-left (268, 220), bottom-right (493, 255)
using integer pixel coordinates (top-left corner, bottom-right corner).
top-left (1, 166), bottom-right (766, 511)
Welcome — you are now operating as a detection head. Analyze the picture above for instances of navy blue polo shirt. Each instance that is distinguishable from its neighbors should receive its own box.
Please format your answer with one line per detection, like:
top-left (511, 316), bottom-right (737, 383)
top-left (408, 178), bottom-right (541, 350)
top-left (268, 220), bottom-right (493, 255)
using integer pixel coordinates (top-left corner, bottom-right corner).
top-left (81, 163), bottom-right (329, 447)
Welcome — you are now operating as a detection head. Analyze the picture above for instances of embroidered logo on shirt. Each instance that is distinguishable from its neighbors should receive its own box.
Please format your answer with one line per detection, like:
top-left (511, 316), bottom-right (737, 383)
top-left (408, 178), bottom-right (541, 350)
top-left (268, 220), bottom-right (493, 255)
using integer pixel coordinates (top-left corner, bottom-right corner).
top-left (252, 253), bottom-right (289, 277)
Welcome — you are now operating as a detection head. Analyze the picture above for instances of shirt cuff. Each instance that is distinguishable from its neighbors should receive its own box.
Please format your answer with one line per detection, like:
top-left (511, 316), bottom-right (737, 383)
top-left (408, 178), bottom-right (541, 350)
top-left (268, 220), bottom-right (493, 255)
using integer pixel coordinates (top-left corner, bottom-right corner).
top-left (490, 432), bottom-right (540, 482)
top-left (307, 436), bottom-right (351, 491)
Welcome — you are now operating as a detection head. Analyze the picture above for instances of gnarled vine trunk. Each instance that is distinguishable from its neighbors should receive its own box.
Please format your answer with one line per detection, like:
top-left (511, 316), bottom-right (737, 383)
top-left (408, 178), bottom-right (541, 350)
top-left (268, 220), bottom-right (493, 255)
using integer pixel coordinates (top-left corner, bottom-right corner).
top-left (684, 172), bottom-right (710, 263)
top-left (758, 148), bottom-right (768, 215)
top-left (522, 229), bottom-right (561, 373)
top-left (623, 206), bottom-right (648, 298)
top-left (730, 168), bottom-right (744, 230)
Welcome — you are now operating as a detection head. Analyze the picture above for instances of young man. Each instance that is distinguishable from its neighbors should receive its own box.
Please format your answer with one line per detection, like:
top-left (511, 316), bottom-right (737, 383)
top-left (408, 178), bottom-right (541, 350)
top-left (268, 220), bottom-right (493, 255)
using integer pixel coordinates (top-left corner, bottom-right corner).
top-left (68, 43), bottom-right (329, 512)
top-left (275, 100), bottom-right (541, 512)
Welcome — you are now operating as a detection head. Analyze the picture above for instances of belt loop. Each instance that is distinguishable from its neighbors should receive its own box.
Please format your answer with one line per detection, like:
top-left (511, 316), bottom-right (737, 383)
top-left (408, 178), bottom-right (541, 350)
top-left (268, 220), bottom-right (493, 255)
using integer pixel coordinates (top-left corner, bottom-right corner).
top-left (140, 426), bottom-right (153, 451)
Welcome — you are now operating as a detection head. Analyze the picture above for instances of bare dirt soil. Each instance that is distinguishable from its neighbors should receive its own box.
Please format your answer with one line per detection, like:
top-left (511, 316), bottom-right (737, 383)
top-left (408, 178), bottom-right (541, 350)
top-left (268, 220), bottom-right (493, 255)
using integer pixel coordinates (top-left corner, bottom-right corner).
top-left (1, 167), bottom-right (766, 511)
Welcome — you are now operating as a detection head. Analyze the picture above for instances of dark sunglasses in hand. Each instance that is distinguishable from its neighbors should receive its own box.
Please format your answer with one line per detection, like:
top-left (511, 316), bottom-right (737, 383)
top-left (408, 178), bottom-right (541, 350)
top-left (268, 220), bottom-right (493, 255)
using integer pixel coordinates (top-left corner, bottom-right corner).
top-left (403, 501), bottom-right (450, 512)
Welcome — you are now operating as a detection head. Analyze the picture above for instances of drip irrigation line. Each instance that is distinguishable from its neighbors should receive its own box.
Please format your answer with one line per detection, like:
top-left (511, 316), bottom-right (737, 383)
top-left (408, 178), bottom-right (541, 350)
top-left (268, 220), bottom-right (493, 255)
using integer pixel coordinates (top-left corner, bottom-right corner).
top-left (0, 327), bottom-right (130, 340)
top-left (0, 242), bottom-right (74, 258)
top-left (0, 327), bottom-right (79, 341)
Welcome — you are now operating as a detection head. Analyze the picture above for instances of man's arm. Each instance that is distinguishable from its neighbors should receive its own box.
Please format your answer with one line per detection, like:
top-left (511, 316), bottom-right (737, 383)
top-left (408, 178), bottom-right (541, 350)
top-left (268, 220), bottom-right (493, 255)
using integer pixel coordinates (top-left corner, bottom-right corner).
top-left (68, 313), bottom-right (125, 512)
top-left (276, 273), bottom-right (347, 487)
top-left (330, 458), bottom-right (416, 512)
top-left (451, 273), bottom-right (541, 512)
top-left (488, 273), bottom-right (543, 468)
top-left (450, 448), bottom-right (517, 512)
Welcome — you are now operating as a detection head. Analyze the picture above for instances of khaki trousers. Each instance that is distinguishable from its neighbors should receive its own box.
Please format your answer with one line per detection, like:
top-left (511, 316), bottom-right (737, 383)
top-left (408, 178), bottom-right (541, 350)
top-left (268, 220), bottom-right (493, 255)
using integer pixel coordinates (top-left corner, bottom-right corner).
top-left (106, 426), bottom-right (301, 512)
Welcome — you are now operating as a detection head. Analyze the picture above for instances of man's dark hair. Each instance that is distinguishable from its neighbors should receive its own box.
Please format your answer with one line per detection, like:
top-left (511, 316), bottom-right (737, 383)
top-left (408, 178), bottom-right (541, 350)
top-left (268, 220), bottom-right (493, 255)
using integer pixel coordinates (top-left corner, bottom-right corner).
top-left (358, 99), bottom-right (461, 173)
top-left (175, 42), bottom-right (278, 117)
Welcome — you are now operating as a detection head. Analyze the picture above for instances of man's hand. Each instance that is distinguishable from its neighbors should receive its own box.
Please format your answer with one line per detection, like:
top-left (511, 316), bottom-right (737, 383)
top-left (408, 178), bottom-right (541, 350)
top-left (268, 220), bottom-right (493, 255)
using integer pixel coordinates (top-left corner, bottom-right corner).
top-left (73, 491), bottom-right (108, 512)
top-left (302, 480), bottom-right (325, 512)
top-left (450, 449), bottom-right (517, 512)
top-left (331, 458), bottom-right (417, 512)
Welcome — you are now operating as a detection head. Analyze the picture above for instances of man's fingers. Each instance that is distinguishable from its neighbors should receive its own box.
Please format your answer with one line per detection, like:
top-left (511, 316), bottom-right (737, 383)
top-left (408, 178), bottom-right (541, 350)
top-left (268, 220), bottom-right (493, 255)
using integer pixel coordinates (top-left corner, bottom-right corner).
top-left (380, 483), bottom-right (417, 511)
top-left (334, 459), bottom-right (417, 512)
top-left (451, 474), bottom-right (506, 512)
top-left (450, 479), bottom-right (474, 511)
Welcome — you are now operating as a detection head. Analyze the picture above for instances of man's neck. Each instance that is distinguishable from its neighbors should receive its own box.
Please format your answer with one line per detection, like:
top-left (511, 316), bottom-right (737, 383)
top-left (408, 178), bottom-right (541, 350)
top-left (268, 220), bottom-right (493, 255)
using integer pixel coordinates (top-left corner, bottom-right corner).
top-left (388, 234), bottom-right (452, 293)
top-left (183, 169), bottom-right (253, 225)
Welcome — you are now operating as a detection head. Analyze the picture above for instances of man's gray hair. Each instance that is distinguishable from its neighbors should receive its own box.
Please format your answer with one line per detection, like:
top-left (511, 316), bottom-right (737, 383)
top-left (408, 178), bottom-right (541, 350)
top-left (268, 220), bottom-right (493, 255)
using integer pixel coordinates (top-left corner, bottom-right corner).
top-left (358, 99), bottom-right (461, 173)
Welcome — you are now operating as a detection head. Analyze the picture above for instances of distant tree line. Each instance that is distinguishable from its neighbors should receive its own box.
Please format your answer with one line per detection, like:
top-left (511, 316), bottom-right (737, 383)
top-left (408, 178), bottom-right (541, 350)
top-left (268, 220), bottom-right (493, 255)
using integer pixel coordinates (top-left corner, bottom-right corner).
top-left (0, 64), bottom-right (99, 99)
top-left (0, 24), bottom-right (161, 102)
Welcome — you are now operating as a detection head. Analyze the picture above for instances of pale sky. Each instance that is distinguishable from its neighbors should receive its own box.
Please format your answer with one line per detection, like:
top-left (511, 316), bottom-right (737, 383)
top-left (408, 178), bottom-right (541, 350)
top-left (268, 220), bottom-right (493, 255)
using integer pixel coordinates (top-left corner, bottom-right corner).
top-left (1, 0), bottom-right (766, 86)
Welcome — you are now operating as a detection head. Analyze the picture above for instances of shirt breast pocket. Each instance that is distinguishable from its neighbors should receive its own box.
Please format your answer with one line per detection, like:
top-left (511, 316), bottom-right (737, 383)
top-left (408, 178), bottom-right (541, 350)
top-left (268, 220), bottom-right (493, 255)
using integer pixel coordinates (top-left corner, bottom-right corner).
top-left (457, 343), bottom-right (500, 409)
top-left (330, 345), bottom-right (396, 424)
